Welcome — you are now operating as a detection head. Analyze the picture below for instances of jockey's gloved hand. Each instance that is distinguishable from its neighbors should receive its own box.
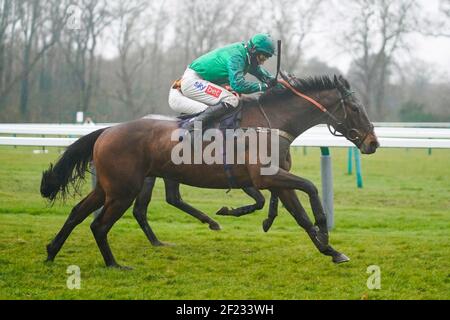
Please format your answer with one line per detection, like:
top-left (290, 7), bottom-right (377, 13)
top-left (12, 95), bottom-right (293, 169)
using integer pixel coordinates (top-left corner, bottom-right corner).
top-left (261, 81), bottom-right (285, 93)
top-left (265, 78), bottom-right (279, 88)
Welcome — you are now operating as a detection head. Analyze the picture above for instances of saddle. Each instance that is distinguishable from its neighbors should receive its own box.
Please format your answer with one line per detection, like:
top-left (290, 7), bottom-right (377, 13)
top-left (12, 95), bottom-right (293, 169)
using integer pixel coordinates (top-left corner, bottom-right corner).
top-left (177, 105), bottom-right (242, 131)
top-left (175, 71), bottom-right (296, 131)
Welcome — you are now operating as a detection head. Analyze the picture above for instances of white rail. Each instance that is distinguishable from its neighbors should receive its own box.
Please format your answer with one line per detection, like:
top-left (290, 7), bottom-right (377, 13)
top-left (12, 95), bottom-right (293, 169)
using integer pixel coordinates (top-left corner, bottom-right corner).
top-left (1, 123), bottom-right (450, 148)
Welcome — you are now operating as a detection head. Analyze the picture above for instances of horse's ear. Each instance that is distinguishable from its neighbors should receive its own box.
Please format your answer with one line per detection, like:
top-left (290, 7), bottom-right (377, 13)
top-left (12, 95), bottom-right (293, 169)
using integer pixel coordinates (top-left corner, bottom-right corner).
top-left (338, 75), bottom-right (351, 89)
top-left (343, 78), bottom-right (351, 89)
top-left (334, 74), bottom-right (344, 89)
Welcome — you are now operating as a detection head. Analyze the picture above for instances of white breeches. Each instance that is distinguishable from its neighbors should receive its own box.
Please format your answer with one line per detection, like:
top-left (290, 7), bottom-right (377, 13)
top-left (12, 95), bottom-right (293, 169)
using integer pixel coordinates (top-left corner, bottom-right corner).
top-left (168, 68), bottom-right (239, 114)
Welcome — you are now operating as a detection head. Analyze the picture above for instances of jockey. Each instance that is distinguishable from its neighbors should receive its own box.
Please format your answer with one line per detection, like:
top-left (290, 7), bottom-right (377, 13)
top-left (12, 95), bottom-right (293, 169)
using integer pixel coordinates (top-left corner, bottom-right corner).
top-left (169, 33), bottom-right (278, 132)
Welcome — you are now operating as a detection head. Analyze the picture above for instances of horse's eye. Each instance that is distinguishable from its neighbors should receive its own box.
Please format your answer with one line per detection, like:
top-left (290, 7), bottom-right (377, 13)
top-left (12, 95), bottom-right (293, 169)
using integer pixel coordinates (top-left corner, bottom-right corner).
top-left (349, 104), bottom-right (359, 112)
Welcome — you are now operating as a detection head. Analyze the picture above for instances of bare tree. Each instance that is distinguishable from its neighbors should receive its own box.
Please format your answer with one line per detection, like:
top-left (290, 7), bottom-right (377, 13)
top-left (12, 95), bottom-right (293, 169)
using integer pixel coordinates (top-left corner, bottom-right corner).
top-left (111, 0), bottom-right (148, 116)
top-left (422, 0), bottom-right (450, 37)
top-left (110, 0), bottom-right (173, 118)
top-left (61, 0), bottom-right (113, 113)
top-left (2, 1), bottom-right (19, 99)
top-left (268, 0), bottom-right (324, 73)
top-left (0, 0), bottom-right (67, 116)
top-left (0, 0), bottom-right (14, 92)
top-left (343, 0), bottom-right (419, 120)
top-left (174, 0), bottom-right (249, 66)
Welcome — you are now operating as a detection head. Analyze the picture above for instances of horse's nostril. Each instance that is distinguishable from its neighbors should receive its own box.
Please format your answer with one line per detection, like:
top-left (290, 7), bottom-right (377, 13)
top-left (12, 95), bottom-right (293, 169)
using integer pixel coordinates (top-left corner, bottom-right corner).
top-left (370, 141), bottom-right (379, 149)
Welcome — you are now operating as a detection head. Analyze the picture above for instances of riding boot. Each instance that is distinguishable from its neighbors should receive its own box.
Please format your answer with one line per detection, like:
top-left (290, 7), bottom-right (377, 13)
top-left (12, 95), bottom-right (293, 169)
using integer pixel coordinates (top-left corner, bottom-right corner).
top-left (180, 102), bottom-right (232, 141)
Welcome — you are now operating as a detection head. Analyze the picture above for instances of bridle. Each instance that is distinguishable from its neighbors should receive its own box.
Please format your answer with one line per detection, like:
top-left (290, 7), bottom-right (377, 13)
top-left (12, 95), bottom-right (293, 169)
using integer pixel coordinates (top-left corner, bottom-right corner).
top-left (325, 89), bottom-right (374, 148)
top-left (278, 78), bottom-right (374, 148)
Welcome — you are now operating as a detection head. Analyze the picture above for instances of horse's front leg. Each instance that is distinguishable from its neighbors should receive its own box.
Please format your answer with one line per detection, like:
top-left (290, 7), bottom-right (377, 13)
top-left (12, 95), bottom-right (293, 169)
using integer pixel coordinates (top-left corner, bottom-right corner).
top-left (277, 188), bottom-right (349, 263)
top-left (215, 187), bottom-right (280, 232)
top-left (218, 149), bottom-right (291, 225)
top-left (216, 187), bottom-right (265, 217)
top-left (252, 168), bottom-right (349, 263)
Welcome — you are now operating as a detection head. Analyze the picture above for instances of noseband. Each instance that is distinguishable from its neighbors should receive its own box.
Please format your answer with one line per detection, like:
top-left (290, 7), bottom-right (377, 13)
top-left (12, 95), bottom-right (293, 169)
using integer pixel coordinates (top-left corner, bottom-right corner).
top-left (325, 90), bottom-right (374, 148)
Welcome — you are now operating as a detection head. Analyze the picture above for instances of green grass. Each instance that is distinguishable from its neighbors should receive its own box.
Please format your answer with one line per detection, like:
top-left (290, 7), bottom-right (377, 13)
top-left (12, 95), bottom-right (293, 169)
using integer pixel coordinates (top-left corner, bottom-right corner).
top-left (0, 146), bottom-right (449, 300)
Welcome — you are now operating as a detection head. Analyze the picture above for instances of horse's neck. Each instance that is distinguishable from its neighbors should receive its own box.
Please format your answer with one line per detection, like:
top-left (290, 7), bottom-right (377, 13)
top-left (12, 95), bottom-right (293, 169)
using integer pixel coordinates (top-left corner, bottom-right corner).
top-left (241, 94), bottom-right (329, 137)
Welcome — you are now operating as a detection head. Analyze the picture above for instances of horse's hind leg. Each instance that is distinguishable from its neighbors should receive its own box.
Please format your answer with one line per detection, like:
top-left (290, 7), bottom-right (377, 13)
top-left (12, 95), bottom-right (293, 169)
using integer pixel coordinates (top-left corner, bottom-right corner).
top-left (216, 187), bottom-right (265, 217)
top-left (90, 196), bottom-right (135, 269)
top-left (164, 179), bottom-right (221, 231)
top-left (46, 186), bottom-right (105, 262)
top-left (132, 177), bottom-right (166, 246)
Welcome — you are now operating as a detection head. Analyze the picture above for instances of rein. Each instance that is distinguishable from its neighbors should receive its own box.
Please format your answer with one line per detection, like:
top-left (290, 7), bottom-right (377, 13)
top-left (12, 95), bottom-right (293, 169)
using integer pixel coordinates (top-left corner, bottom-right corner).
top-left (278, 78), bottom-right (334, 117)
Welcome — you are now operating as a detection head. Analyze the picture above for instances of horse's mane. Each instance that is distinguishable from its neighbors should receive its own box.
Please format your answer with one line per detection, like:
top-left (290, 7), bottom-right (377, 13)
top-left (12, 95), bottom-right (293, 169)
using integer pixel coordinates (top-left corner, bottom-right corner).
top-left (291, 75), bottom-right (336, 92)
top-left (260, 75), bottom-right (338, 102)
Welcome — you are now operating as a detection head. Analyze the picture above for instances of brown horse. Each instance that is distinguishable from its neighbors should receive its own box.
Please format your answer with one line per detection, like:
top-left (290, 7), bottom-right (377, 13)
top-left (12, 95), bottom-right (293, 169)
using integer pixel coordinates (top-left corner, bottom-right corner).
top-left (130, 176), bottom-right (280, 246)
top-left (41, 72), bottom-right (379, 268)
top-left (131, 149), bottom-right (292, 246)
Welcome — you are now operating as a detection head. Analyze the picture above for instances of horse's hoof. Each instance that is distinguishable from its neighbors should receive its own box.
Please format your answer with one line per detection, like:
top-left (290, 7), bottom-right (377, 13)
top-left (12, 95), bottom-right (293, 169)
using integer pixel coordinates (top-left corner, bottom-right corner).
top-left (46, 244), bottom-right (55, 259)
top-left (153, 241), bottom-right (175, 247)
top-left (332, 253), bottom-right (350, 264)
top-left (119, 266), bottom-right (134, 271)
top-left (209, 222), bottom-right (221, 231)
top-left (152, 241), bottom-right (172, 247)
top-left (216, 207), bottom-right (229, 216)
top-left (108, 264), bottom-right (133, 271)
top-left (262, 219), bottom-right (273, 232)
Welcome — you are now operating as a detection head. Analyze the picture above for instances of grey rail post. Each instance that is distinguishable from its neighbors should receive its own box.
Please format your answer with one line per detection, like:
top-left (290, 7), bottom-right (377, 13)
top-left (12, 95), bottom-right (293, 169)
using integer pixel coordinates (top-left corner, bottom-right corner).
top-left (320, 147), bottom-right (334, 231)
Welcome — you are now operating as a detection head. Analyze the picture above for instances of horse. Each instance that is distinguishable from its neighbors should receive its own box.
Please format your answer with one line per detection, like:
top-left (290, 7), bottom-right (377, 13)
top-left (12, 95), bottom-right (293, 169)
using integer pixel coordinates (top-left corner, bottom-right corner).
top-left (41, 72), bottom-right (379, 269)
top-left (130, 176), bottom-right (278, 246)
top-left (131, 149), bottom-right (292, 246)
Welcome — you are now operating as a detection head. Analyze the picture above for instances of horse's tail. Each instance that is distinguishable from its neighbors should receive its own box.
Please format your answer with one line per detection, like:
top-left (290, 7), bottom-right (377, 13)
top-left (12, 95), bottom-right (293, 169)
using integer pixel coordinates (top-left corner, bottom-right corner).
top-left (40, 128), bottom-right (108, 202)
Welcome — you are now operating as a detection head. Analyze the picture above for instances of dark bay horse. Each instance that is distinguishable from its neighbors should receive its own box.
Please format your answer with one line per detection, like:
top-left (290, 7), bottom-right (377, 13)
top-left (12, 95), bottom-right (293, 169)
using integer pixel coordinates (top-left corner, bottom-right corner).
top-left (41, 73), bottom-right (379, 268)
top-left (131, 149), bottom-right (291, 246)
top-left (129, 175), bottom-right (281, 246)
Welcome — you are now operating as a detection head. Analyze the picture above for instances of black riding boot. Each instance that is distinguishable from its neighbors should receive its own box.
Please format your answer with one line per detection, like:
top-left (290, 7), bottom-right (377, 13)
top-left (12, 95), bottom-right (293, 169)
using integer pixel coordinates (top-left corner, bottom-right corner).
top-left (180, 102), bottom-right (232, 141)
top-left (184, 102), bottom-right (231, 131)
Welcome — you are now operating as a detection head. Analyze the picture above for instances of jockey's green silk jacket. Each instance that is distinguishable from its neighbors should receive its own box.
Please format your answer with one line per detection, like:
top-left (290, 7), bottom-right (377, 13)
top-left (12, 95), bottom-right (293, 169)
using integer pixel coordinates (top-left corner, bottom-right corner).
top-left (189, 42), bottom-right (274, 94)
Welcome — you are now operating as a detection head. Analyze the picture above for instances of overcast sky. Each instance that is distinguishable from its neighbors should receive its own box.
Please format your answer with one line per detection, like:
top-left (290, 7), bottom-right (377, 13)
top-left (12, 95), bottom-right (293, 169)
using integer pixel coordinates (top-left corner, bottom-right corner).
top-left (303, 0), bottom-right (450, 80)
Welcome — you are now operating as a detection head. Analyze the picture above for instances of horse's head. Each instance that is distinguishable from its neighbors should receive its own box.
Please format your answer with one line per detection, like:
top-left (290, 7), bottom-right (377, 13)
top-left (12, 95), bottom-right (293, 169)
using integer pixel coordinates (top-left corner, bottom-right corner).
top-left (268, 71), bottom-right (379, 154)
top-left (327, 75), bottom-right (379, 154)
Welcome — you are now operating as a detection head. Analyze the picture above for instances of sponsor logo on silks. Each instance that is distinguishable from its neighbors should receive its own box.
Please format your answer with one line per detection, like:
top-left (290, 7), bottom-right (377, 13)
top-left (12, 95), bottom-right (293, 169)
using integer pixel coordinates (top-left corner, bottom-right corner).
top-left (194, 81), bottom-right (207, 91)
top-left (205, 85), bottom-right (222, 98)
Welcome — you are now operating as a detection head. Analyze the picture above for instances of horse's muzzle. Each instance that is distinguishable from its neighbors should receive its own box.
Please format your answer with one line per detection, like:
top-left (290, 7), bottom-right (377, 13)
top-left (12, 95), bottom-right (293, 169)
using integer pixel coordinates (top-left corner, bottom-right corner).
top-left (360, 133), bottom-right (379, 154)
